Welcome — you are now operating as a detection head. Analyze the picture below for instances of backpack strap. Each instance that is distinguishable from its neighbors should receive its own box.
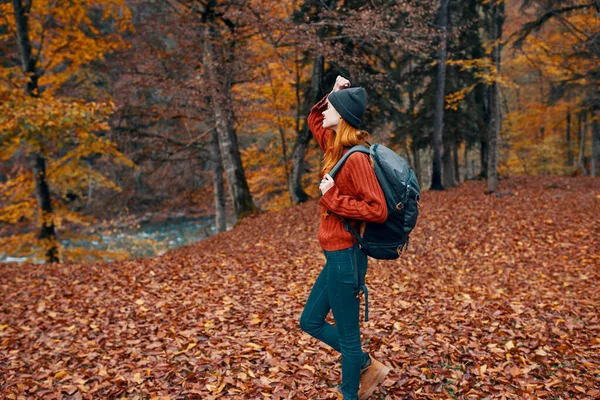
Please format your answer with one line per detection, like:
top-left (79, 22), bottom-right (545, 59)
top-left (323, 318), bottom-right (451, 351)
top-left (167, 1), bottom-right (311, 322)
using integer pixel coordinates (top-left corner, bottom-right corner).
top-left (327, 143), bottom-right (374, 251)
top-left (326, 144), bottom-right (374, 322)
top-left (344, 221), bottom-right (369, 321)
top-left (328, 144), bottom-right (371, 179)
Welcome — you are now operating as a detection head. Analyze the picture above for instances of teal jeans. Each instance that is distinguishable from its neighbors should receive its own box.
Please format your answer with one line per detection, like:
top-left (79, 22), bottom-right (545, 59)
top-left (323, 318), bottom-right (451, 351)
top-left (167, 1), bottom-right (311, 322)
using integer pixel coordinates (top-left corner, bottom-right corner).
top-left (299, 244), bottom-right (369, 400)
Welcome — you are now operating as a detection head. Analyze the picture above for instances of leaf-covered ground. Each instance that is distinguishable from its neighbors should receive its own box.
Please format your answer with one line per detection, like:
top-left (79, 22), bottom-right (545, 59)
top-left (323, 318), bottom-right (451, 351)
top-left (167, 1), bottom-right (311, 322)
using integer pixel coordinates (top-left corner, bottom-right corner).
top-left (1, 176), bottom-right (599, 400)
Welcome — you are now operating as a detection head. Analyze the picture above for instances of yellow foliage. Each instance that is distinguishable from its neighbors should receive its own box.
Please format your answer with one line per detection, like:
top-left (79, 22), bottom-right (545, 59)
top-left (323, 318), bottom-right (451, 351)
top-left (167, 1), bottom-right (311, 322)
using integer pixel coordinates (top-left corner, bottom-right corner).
top-left (445, 58), bottom-right (517, 110)
top-left (0, 201), bottom-right (37, 224)
top-left (232, 0), bottom-right (317, 210)
top-left (242, 140), bottom-right (291, 211)
top-left (242, 139), bottom-right (321, 211)
top-left (497, 3), bottom-right (598, 176)
top-left (445, 83), bottom-right (477, 111)
top-left (0, 0), bottom-right (133, 93)
top-left (0, 232), bottom-right (40, 260)
top-left (0, 0), bottom-right (135, 262)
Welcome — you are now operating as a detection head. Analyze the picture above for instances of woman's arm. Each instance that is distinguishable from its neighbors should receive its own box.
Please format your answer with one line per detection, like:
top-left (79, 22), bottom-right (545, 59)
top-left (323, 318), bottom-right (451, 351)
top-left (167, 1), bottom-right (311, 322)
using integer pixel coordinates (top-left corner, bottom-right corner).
top-left (308, 76), bottom-right (351, 152)
top-left (307, 95), bottom-right (333, 152)
top-left (318, 153), bottom-right (387, 223)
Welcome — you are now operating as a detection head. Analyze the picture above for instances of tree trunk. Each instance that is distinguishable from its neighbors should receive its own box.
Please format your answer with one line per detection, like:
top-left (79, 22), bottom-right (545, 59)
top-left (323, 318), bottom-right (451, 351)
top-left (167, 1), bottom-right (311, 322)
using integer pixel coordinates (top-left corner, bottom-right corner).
top-left (566, 112), bottom-right (573, 166)
top-left (578, 112), bottom-right (588, 176)
top-left (408, 70), bottom-right (421, 185)
top-left (31, 153), bottom-right (59, 262)
top-left (479, 97), bottom-right (490, 179)
top-left (264, 63), bottom-right (290, 194)
top-left (591, 117), bottom-right (599, 177)
top-left (12, 0), bottom-right (59, 263)
top-left (487, 0), bottom-right (504, 193)
top-left (469, 0), bottom-right (489, 179)
top-left (86, 159), bottom-right (93, 209)
top-left (203, 26), bottom-right (257, 219)
top-left (453, 142), bottom-right (460, 183)
top-left (430, 0), bottom-right (449, 191)
top-left (442, 145), bottom-right (456, 188)
top-left (289, 55), bottom-right (324, 204)
top-left (463, 144), bottom-right (469, 180)
top-left (412, 145), bottom-right (422, 185)
top-left (210, 128), bottom-right (227, 233)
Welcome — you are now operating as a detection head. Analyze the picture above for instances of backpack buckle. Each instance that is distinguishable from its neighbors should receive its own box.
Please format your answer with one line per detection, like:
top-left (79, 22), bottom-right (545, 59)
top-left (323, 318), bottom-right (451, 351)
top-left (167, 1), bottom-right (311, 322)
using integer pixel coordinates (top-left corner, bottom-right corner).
top-left (395, 202), bottom-right (403, 211)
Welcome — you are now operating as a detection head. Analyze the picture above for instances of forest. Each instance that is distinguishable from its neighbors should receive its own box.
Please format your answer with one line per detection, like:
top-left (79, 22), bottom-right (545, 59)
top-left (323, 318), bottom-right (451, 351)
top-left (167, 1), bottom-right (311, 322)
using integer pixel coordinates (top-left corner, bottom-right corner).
top-left (1, 0), bottom-right (598, 263)
top-left (1, 1), bottom-right (600, 399)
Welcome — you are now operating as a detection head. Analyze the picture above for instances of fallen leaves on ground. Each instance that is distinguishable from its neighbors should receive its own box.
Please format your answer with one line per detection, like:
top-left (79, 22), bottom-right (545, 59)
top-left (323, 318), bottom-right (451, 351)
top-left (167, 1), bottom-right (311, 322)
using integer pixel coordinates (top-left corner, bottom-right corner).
top-left (1, 176), bottom-right (599, 399)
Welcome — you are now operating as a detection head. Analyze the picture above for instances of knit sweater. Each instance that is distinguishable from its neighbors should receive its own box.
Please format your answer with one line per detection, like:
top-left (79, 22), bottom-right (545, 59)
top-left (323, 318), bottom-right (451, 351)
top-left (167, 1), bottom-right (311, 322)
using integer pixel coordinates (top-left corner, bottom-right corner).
top-left (308, 94), bottom-right (388, 251)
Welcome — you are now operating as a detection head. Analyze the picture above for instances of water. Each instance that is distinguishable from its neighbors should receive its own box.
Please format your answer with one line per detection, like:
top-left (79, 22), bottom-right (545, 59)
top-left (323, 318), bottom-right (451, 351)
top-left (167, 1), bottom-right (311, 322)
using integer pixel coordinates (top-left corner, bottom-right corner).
top-left (0, 216), bottom-right (232, 264)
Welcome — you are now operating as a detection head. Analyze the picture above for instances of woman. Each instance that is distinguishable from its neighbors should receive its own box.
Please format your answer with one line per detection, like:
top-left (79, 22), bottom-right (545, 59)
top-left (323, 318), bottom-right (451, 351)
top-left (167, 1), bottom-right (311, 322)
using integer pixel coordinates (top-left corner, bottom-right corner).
top-left (299, 76), bottom-right (391, 400)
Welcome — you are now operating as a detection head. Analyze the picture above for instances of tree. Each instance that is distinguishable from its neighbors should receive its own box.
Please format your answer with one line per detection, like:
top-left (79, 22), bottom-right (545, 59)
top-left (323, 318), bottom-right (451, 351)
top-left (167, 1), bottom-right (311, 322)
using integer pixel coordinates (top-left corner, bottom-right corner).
top-left (105, 0), bottom-right (219, 225)
top-left (1, 0), bottom-right (134, 262)
top-left (8, 0), bottom-right (59, 262)
top-left (487, 0), bottom-right (505, 193)
top-left (578, 112), bottom-right (588, 176)
top-left (125, 0), bottom-right (259, 219)
top-left (209, 127), bottom-right (227, 232)
top-left (502, 0), bottom-right (600, 175)
top-left (592, 119), bottom-right (600, 177)
top-left (289, 55), bottom-right (325, 204)
top-left (202, 19), bottom-right (258, 219)
top-left (430, 0), bottom-right (449, 191)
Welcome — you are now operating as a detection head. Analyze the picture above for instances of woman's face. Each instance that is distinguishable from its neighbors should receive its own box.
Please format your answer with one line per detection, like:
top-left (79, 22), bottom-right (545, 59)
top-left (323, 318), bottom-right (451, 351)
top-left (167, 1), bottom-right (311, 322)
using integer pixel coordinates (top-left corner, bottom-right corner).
top-left (322, 100), bottom-right (341, 131)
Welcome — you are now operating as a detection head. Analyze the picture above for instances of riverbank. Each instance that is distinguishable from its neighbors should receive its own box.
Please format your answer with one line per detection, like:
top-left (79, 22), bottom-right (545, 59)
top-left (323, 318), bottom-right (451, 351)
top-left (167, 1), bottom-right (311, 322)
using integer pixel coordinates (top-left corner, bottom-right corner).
top-left (0, 210), bottom-right (236, 264)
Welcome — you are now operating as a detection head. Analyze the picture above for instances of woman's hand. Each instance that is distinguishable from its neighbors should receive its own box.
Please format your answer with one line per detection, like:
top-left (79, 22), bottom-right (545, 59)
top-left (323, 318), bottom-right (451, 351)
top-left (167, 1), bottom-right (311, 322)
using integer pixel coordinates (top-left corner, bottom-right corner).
top-left (319, 174), bottom-right (335, 195)
top-left (332, 75), bottom-right (351, 92)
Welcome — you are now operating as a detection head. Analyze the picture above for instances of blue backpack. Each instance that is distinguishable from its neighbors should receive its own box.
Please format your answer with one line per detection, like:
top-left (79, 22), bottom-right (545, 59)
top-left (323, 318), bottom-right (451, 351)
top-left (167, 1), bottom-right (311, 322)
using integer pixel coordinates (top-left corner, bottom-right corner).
top-left (328, 143), bottom-right (421, 260)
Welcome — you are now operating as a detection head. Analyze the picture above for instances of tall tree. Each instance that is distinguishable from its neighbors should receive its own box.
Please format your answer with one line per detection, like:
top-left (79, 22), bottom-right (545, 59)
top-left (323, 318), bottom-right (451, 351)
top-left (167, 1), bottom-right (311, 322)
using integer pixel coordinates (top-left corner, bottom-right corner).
top-left (286, 0), bottom-right (336, 205)
top-left (106, 0), bottom-right (220, 223)
top-left (578, 112), bottom-right (588, 176)
top-left (592, 118), bottom-right (600, 177)
top-left (430, 0), bottom-right (449, 191)
top-left (1, 0), bottom-right (133, 263)
top-left (487, 0), bottom-right (505, 193)
top-left (202, 25), bottom-right (257, 218)
top-left (9, 0), bottom-right (58, 262)
top-left (469, 0), bottom-right (490, 179)
top-left (209, 127), bottom-right (227, 232)
top-left (289, 55), bottom-right (324, 204)
top-left (566, 112), bottom-right (573, 166)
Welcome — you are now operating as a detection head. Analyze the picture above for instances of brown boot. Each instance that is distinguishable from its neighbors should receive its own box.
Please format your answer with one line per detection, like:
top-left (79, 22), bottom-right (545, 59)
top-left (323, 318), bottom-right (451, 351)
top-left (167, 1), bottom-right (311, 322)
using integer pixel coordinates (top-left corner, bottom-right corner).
top-left (357, 354), bottom-right (391, 400)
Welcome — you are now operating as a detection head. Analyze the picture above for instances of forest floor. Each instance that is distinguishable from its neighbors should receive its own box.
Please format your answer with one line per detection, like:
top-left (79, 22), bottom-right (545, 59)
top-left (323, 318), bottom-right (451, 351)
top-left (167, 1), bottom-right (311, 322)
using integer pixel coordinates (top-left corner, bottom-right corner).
top-left (1, 176), bottom-right (599, 400)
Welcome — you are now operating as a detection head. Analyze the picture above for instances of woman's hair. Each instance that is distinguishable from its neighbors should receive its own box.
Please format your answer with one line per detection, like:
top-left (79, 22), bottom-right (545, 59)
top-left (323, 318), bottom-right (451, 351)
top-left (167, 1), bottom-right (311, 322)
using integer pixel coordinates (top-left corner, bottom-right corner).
top-left (321, 118), bottom-right (371, 178)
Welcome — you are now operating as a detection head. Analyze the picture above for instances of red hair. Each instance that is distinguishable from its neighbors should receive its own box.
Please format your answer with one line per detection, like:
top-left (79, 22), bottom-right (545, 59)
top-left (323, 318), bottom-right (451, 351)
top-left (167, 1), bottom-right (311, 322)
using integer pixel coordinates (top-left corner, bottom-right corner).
top-left (321, 118), bottom-right (371, 178)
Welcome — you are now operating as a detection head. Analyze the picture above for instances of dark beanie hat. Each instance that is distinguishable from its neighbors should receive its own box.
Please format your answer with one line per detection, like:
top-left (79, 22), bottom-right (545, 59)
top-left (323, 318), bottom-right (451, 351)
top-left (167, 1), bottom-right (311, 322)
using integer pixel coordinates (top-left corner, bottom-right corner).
top-left (328, 87), bottom-right (367, 128)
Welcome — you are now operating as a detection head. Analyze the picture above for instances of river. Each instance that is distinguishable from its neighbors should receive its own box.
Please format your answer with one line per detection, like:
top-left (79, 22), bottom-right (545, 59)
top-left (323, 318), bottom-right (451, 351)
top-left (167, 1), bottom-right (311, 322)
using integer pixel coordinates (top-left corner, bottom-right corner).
top-left (0, 216), bottom-right (232, 264)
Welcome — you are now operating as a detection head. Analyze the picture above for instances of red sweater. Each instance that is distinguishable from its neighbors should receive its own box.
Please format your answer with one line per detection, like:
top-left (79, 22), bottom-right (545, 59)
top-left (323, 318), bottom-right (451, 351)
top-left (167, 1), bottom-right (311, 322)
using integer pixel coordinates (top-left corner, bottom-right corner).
top-left (308, 94), bottom-right (388, 251)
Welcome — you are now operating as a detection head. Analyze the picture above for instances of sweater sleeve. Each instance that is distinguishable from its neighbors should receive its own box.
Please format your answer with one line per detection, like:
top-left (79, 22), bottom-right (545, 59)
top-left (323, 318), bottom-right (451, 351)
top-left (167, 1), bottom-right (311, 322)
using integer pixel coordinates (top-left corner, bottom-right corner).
top-left (308, 94), bottom-right (334, 152)
top-left (318, 153), bottom-right (388, 223)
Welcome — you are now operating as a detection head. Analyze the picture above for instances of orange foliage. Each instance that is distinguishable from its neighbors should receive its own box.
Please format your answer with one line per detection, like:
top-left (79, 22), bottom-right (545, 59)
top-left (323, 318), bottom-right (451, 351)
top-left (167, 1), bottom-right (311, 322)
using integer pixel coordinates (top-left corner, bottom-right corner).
top-left (233, 0), bottom-right (322, 210)
top-left (500, 3), bottom-right (599, 176)
top-left (0, 0), bottom-right (135, 262)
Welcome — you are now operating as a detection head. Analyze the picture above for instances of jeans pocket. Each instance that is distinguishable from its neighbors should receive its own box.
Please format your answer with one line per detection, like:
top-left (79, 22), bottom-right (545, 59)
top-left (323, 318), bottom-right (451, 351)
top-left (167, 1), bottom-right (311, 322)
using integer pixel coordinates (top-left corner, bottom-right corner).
top-left (334, 257), bottom-right (359, 298)
top-left (338, 261), bottom-right (354, 279)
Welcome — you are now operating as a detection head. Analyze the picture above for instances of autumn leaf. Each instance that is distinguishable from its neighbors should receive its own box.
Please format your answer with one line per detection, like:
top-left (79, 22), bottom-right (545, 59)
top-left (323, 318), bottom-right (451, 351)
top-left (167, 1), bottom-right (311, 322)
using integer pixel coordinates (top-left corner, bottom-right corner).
top-left (1, 177), bottom-right (599, 399)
